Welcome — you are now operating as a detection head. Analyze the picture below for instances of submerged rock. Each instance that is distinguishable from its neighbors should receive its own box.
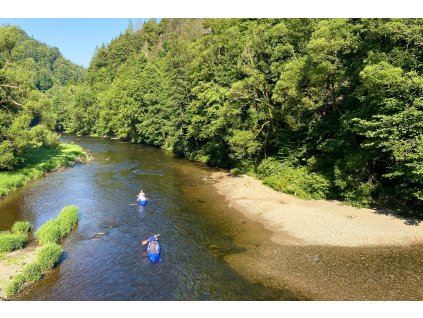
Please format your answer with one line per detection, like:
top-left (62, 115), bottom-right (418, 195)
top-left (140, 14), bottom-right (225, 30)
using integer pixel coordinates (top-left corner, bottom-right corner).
top-left (92, 232), bottom-right (107, 239)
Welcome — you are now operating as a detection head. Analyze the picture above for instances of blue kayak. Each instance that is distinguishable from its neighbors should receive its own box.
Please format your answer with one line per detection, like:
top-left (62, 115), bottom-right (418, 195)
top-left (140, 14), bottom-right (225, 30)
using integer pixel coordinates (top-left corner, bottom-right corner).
top-left (147, 239), bottom-right (161, 263)
top-left (137, 198), bottom-right (148, 206)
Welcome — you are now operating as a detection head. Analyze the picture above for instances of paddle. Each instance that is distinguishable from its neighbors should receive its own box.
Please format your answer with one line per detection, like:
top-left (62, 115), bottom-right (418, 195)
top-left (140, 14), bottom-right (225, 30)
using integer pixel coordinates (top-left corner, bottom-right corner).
top-left (141, 233), bottom-right (160, 245)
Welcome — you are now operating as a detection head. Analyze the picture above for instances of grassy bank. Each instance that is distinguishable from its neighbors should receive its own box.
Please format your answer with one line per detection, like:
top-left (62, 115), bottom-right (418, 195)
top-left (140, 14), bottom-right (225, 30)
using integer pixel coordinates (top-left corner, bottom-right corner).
top-left (0, 221), bottom-right (32, 253)
top-left (0, 143), bottom-right (87, 197)
top-left (0, 206), bottom-right (78, 299)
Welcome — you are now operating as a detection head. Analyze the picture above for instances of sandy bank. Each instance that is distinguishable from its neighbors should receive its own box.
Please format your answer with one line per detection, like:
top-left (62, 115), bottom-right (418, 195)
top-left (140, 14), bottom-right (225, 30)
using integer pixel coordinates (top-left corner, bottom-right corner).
top-left (0, 244), bottom-right (39, 299)
top-left (211, 172), bottom-right (423, 247)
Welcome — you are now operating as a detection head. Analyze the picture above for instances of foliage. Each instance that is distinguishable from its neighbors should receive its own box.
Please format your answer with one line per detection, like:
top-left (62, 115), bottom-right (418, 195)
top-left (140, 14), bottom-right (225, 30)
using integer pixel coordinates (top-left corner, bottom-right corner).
top-left (22, 262), bottom-right (43, 283)
top-left (35, 205), bottom-right (79, 244)
top-left (57, 205), bottom-right (78, 237)
top-left (0, 143), bottom-right (85, 197)
top-left (11, 221), bottom-right (33, 234)
top-left (45, 18), bottom-right (423, 212)
top-left (4, 273), bottom-right (26, 297)
top-left (257, 158), bottom-right (331, 200)
top-left (1, 206), bottom-right (75, 298)
top-left (3, 212), bottom-right (72, 298)
top-left (4, 242), bottom-right (63, 298)
top-left (35, 242), bottom-right (63, 271)
top-left (35, 219), bottom-right (62, 245)
top-left (0, 232), bottom-right (28, 253)
top-left (0, 25), bottom-right (84, 171)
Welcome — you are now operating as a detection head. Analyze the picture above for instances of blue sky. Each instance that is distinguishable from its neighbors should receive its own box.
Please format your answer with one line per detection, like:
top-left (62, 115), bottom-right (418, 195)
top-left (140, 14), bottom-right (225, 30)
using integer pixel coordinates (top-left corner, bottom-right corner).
top-left (0, 18), bottom-right (149, 68)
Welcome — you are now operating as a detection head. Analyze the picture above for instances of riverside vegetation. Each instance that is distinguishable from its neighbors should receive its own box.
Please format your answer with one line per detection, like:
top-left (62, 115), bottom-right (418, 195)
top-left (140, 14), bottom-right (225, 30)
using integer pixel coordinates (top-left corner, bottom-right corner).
top-left (0, 205), bottom-right (78, 298)
top-left (0, 143), bottom-right (86, 197)
top-left (1, 19), bottom-right (422, 214)
top-left (0, 25), bottom-right (86, 195)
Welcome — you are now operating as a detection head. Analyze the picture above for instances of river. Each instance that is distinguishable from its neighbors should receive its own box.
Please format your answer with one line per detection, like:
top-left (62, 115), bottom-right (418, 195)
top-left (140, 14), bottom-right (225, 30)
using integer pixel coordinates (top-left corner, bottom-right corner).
top-left (3, 135), bottom-right (423, 300)
top-left (0, 135), bottom-right (301, 300)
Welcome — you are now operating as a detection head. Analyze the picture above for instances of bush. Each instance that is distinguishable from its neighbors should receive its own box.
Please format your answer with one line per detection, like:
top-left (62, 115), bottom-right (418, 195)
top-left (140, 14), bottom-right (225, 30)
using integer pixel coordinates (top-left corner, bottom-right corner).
top-left (230, 167), bottom-right (244, 176)
top-left (36, 242), bottom-right (63, 271)
top-left (333, 158), bottom-right (375, 207)
top-left (0, 143), bottom-right (86, 197)
top-left (257, 158), bottom-right (331, 200)
top-left (35, 219), bottom-right (62, 245)
top-left (0, 140), bottom-right (18, 170)
top-left (4, 273), bottom-right (26, 297)
top-left (35, 205), bottom-right (78, 245)
top-left (22, 262), bottom-right (43, 283)
top-left (11, 221), bottom-right (33, 234)
top-left (0, 232), bottom-right (28, 252)
top-left (57, 205), bottom-right (78, 237)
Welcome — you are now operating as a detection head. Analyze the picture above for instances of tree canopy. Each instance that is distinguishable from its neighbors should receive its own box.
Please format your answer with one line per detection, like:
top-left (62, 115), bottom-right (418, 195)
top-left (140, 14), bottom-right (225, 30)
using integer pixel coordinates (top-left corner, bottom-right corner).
top-left (3, 19), bottom-right (422, 213)
top-left (0, 25), bottom-right (84, 169)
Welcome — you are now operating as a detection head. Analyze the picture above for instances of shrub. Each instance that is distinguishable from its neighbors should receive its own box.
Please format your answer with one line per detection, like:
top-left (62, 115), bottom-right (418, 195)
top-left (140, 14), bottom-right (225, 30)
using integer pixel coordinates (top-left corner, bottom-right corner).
top-left (333, 158), bottom-right (375, 207)
top-left (257, 158), bottom-right (331, 200)
top-left (230, 167), bottom-right (243, 176)
top-left (36, 242), bottom-right (63, 271)
top-left (22, 262), bottom-right (43, 283)
top-left (35, 205), bottom-right (78, 245)
top-left (4, 273), bottom-right (26, 297)
top-left (0, 140), bottom-right (18, 170)
top-left (0, 233), bottom-right (28, 252)
top-left (35, 219), bottom-right (62, 245)
top-left (11, 221), bottom-right (33, 234)
top-left (57, 205), bottom-right (78, 237)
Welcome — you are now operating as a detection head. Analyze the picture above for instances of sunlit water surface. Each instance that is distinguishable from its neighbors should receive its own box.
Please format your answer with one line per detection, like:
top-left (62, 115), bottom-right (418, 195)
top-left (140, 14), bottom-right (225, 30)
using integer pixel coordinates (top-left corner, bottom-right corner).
top-left (0, 135), bottom-right (298, 300)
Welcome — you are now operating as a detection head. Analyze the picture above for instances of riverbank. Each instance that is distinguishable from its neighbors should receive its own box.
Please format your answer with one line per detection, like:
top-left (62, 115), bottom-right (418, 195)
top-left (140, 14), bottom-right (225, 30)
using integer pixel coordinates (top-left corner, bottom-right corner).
top-left (211, 172), bottom-right (423, 247)
top-left (0, 143), bottom-right (88, 197)
top-left (0, 245), bottom-right (39, 300)
top-left (211, 172), bottom-right (423, 300)
top-left (0, 206), bottom-right (78, 299)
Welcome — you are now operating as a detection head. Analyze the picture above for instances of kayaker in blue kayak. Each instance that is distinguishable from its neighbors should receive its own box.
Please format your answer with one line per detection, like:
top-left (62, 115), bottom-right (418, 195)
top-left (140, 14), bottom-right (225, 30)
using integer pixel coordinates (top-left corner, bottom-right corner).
top-left (137, 189), bottom-right (148, 206)
top-left (141, 234), bottom-right (161, 263)
top-left (138, 189), bottom-right (146, 200)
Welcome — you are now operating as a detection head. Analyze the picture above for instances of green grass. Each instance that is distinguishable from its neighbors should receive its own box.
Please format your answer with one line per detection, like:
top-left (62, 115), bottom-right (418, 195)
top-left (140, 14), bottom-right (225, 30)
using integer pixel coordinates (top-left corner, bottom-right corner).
top-left (35, 219), bottom-right (62, 245)
top-left (57, 205), bottom-right (78, 237)
top-left (0, 233), bottom-right (28, 253)
top-left (35, 205), bottom-right (79, 245)
top-left (256, 158), bottom-right (331, 200)
top-left (11, 221), bottom-right (33, 234)
top-left (0, 220), bottom-right (33, 253)
top-left (36, 242), bottom-right (63, 271)
top-left (4, 273), bottom-right (26, 298)
top-left (4, 242), bottom-right (63, 298)
top-left (1, 207), bottom-right (76, 298)
top-left (22, 262), bottom-right (43, 283)
top-left (0, 143), bottom-right (86, 197)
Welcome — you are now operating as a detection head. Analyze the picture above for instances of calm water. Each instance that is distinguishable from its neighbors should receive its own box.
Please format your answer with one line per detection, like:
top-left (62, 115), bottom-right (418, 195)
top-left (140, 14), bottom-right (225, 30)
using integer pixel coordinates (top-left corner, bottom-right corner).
top-left (0, 135), bottom-right (299, 300)
top-left (3, 135), bottom-right (422, 300)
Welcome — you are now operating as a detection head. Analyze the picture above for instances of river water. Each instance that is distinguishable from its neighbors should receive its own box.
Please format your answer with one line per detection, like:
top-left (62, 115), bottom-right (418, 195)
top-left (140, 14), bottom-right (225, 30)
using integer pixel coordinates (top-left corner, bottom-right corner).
top-left (3, 135), bottom-right (423, 300)
top-left (0, 135), bottom-right (300, 300)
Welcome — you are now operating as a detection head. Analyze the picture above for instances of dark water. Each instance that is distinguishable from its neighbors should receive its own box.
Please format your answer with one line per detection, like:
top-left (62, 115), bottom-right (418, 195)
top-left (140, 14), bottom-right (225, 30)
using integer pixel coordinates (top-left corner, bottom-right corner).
top-left (0, 135), bottom-right (300, 300)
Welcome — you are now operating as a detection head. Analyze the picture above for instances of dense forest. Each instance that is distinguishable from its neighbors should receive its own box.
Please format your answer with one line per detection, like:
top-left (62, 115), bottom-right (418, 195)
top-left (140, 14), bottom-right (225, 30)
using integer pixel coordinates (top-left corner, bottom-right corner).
top-left (0, 25), bottom-right (84, 169)
top-left (1, 19), bottom-right (422, 213)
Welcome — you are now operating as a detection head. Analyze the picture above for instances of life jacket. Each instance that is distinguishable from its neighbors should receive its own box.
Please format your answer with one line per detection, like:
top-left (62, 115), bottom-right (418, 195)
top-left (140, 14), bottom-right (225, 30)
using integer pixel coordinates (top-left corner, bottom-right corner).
top-left (149, 241), bottom-right (158, 254)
